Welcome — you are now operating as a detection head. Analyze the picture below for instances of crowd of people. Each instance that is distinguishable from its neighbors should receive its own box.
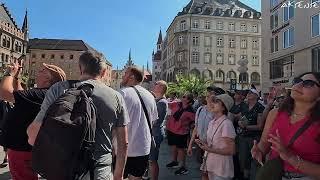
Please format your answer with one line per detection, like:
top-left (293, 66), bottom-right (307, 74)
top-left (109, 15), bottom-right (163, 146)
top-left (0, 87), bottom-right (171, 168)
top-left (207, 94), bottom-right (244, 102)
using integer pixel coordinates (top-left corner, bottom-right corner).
top-left (0, 50), bottom-right (318, 180)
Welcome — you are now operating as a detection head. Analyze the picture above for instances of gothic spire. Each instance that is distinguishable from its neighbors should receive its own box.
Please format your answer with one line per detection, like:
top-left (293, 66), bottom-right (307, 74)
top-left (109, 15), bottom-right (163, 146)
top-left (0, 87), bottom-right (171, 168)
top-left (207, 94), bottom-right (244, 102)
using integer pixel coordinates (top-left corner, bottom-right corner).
top-left (157, 29), bottom-right (162, 45)
top-left (127, 49), bottom-right (133, 66)
top-left (22, 10), bottom-right (29, 41)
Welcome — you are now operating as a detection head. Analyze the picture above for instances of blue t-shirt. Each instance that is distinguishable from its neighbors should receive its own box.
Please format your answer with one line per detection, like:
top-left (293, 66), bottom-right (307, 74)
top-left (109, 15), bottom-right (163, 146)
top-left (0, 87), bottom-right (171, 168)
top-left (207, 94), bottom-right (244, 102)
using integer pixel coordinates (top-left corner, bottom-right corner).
top-left (195, 105), bottom-right (214, 141)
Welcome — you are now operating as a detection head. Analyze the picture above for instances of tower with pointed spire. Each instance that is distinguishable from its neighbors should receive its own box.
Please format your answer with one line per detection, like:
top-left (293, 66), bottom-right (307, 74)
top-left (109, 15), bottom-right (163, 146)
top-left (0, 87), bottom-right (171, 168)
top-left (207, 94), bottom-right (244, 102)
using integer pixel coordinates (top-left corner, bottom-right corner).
top-left (125, 49), bottom-right (134, 67)
top-left (157, 30), bottom-right (162, 51)
top-left (22, 10), bottom-right (29, 41)
top-left (152, 29), bottom-right (163, 82)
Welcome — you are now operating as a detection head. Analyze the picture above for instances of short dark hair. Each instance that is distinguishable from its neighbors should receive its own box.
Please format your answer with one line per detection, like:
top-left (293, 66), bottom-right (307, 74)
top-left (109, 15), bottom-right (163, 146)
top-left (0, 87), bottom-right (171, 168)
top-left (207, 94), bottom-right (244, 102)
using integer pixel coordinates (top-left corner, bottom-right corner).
top-left (127, 67), bottom-right (144, 83)
top-left (79, 51), bottom-right (107, 77)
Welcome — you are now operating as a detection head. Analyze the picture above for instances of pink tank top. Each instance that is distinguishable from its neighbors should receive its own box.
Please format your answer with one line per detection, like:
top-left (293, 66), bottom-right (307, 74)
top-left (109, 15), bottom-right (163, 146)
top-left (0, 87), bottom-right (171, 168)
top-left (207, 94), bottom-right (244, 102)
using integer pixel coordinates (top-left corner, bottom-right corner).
top-left (269, 112), bottom-right (320, 173)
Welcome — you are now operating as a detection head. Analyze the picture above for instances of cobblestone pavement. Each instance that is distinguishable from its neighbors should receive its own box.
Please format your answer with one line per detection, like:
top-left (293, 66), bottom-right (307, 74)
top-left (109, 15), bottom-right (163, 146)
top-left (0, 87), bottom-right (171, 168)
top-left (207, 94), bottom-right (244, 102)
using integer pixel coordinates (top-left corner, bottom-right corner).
top-left (0, 140), bottom-right (201, 180)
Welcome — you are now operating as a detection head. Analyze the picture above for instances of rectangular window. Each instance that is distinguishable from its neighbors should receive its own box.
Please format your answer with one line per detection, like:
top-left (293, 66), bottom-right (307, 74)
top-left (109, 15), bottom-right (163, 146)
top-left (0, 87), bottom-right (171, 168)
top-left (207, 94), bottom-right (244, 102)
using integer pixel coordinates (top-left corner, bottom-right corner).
top-left (229, 38), bottom-right (235, 48)
top-left (178, 53), bottom-right (183, 62)
top-left (270, 11), bottom-right (279, 30)
top-left (275, 36), bottom-right (279, 51)
top-left (205, 21), bottom-right (211, 29)
top-left (228, 22), bottom-right (235, 31)
top-left (270, 55), bottom-right (294, 79)
top-left (192, 36), bottom-right (199, 46)
top-left (70, 55), bottom-right (74, 59)
top-left (193, 20), bottom-right (199, 28)
top-left (216, 54), bottom-right (224, 64)
top-left (241, 39), bottom-right (247, 49)
top-left (252, 56), bottom-right (259, 66)
top-left (283, 27), bottom-right (294, 48)
top-left (312, 46), bottom-right (320, 72)
top-left (41, 54), bottom-right (46, 58)
top-left (283, 1), bottom-right (294, 22)
top-left (60, 55), bottom-right (64, 59)
top-left (228, 54), bottom-right (235, 65)
top-left (178, 36), bottom-right (183, 45)
top-left (217, 21), bottom-right (223, 30)
top-left (270, 0), bottom-right (279, 7)
top-left (204, 53), bottom-right (211, 64)
top-left (32, 54), bottom-right (36, 58)
top-left (180, 20), bottom-right (186, 31)
top-left (51, 54), bottom-right (55, 59)
top-left (217, 37), bottom-right (224, 47)
top-left (252, 24), bottom-right (258, 33)
top-left (240, 23), bottom-right (247, 32)
top-left (205, 36), bottom-right (211, 46)
top-left (252, 39), bottom-right (259, 49)
top-left (192, 52), bottom-right (199, 63)
top-left (312, 14), bottom-right (320, 37)
top-left (2, 37), bottom-right (6, 47)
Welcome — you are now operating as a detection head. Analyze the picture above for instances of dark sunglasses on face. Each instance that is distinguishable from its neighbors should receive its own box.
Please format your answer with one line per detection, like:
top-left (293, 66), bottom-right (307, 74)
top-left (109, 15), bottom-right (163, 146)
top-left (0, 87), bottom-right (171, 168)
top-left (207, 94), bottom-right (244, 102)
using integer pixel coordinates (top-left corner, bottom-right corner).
top-left (292, 78), bottom-right (320, 88)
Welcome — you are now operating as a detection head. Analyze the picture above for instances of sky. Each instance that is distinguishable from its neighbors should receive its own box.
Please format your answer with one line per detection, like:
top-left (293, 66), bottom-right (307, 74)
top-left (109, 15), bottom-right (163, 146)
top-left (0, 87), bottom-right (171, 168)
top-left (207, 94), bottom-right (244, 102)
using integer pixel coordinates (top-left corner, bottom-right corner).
top-left (5, 0), bottom-right (260, 69)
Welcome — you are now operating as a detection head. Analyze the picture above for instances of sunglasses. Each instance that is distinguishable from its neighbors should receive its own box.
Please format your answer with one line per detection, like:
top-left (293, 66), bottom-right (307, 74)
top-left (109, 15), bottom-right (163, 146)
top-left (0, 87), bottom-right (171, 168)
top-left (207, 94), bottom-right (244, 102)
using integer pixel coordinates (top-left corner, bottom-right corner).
top-left (292, 78), bottom-right (320, 88)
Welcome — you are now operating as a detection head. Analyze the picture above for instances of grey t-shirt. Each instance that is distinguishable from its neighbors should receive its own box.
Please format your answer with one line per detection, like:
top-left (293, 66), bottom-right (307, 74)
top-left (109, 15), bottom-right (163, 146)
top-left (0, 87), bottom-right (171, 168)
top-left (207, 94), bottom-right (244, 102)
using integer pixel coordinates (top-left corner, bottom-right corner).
top-left (153, 98), bottom-right (168, 137)
top-left (34, 80), bottom-right (129, 163)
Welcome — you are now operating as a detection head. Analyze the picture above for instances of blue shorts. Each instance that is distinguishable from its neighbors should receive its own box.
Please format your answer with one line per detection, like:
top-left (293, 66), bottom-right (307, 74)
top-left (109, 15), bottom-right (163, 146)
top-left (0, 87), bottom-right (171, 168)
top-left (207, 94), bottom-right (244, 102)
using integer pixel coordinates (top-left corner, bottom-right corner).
top-left (149, 135), bottom-right (163, 161)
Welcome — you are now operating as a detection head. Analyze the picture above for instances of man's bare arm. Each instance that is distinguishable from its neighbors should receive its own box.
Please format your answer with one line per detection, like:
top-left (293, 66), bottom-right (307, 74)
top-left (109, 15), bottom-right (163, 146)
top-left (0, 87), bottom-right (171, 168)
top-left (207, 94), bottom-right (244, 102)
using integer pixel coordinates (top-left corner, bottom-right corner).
top-left (113, 126), bottom-right (128, 179)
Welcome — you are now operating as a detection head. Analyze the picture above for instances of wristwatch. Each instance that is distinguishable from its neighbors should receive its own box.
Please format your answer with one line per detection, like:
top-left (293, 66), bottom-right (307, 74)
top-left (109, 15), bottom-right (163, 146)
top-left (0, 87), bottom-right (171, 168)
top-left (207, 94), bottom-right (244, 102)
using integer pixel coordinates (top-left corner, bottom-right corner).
top-left (3, 71), bottom-right (13, 77)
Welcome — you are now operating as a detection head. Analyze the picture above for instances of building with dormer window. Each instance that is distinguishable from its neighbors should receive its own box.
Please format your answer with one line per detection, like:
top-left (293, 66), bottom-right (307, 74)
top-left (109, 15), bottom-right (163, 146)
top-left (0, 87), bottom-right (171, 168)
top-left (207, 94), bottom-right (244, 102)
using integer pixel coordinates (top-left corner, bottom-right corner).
top-left (153, 0), bottom-right (262, 90)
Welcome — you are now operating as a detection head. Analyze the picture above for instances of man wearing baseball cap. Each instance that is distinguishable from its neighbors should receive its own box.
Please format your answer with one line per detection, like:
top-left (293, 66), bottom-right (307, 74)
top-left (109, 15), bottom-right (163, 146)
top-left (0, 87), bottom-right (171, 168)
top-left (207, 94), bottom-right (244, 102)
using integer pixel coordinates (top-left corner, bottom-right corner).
top-left (238, 88), bottom-right (265, 180)
top-left (0, 62), bottom-right (66, 180)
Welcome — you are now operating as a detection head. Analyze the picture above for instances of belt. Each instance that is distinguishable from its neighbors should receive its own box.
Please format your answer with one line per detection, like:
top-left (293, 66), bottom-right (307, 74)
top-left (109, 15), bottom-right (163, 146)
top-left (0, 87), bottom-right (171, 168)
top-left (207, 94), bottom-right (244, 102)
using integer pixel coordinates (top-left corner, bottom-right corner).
top-left (283, 171), bottom-right (306, 179)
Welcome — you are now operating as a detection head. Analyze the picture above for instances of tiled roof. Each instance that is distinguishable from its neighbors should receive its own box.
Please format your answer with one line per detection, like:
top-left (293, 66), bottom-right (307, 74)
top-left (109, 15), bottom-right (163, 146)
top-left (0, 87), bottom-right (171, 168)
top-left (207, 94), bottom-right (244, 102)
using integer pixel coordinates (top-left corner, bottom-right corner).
top-left (177, 0), bottom-right (260, 19)
top-left (0, 3), bottom-right (18, 29)
top-left (28, 38), bottom-right (112, 66)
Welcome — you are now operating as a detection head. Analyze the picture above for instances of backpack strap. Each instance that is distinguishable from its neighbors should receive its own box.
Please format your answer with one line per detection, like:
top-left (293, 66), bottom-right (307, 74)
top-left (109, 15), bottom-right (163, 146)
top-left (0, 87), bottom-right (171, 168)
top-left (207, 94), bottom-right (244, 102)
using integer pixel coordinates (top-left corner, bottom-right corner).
top-left (131, 86), bottom-right (153, 138)
top-left (67, 80), bottom-right (81, 88)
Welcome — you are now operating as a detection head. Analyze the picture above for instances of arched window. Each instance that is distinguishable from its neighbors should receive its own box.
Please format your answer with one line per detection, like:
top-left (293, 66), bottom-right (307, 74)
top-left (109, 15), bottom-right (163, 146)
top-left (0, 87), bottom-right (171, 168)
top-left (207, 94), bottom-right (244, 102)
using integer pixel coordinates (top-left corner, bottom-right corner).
top-left (215, 70), bottom-right (225, 82)
top-left (227, 71), bottom-right (237, 82)
top-left (239, 72), bottom-right (249, 83)
top-left (203, 69), bottom-right (213, 80)
top-left (190, 68), bottom-right (201, 77)
top-left (251, 72), bottom-right (261, 84)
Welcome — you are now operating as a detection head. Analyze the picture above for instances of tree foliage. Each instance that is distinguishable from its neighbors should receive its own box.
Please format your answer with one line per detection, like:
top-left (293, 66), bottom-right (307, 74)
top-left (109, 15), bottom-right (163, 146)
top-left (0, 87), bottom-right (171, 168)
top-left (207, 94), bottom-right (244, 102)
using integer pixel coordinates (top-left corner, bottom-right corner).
top-left (167, 74), bottom-right (210, 97)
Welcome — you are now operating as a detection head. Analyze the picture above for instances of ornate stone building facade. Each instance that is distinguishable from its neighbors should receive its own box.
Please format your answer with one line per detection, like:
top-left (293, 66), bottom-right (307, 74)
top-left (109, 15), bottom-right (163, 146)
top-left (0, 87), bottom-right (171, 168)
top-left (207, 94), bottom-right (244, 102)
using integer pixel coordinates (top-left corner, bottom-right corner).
top-left (0, 4), bottom-right (28, 75)
top-left (27, 39), bottom-right (112, 86)
top-left (153, 0), bottom-right (262, 90)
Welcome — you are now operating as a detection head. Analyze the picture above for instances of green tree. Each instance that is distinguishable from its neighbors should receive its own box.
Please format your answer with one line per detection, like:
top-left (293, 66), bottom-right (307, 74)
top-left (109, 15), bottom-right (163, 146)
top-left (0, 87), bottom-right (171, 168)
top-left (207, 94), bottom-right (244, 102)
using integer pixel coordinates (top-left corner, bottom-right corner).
top-left (167, 74), bottom-right (210, 97)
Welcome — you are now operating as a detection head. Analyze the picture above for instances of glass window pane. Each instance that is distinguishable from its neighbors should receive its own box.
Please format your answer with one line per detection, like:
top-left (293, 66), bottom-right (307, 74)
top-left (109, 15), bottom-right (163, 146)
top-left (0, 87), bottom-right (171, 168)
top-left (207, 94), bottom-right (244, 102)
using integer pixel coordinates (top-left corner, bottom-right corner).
top-left (284, 7), bottom-right (289, 22)
top-left (289, 28), bottom-right (294, 46)
top-left (289, 4), bottom-right (294, 19)
top-left (312, 15), bottom-right (320, 37)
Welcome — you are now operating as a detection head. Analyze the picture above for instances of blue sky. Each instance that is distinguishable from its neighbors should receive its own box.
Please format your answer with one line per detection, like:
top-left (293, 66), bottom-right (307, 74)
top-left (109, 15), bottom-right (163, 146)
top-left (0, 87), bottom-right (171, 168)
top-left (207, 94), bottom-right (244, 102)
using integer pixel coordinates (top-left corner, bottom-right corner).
top-left (5, 0), bottom-right (260, 69)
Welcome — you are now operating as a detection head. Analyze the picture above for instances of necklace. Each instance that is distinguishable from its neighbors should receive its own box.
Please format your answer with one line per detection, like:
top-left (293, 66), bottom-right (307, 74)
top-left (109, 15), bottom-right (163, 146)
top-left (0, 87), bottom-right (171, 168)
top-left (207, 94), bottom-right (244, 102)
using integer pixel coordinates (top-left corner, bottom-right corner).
top-left (292, 112), bottom-right (306, 118)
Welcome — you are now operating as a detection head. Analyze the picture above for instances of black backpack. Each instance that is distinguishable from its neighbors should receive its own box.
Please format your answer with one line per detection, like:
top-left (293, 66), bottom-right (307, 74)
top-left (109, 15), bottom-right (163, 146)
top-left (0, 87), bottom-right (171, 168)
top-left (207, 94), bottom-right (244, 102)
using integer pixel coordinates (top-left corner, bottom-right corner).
top-left (32, 81), bottom-right (97, 180)
top-left (0, 101), bottom-right (12, 146)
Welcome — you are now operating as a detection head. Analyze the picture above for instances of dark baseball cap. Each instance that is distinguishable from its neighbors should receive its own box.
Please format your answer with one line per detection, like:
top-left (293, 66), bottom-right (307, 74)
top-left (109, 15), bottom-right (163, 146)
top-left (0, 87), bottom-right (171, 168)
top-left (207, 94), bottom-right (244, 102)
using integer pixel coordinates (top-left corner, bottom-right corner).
top-left (207, 86), bottom-right (225, 95)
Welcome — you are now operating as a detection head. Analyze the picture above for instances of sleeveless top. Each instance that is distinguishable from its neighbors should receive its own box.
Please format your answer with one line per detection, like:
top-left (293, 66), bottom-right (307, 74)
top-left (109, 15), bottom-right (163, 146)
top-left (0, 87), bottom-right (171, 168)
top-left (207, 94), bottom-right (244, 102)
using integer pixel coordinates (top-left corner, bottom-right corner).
top-left (269, 111), bottom-right (320, 173)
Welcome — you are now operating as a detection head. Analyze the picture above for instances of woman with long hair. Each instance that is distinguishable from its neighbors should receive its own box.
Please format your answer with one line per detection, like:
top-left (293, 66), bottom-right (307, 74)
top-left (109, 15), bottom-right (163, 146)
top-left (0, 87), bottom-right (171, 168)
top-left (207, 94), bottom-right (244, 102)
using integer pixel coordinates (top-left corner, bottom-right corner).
top-left (251, 72), bottom-right (320, 179)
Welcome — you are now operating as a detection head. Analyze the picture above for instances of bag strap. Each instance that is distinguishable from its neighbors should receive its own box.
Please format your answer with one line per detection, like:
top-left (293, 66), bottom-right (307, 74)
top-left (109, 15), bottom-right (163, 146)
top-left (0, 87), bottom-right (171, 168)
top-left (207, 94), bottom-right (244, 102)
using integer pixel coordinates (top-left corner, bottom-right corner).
top-left (67, 80), bottom-right (80, 88)
top-left (287, 118), bottom-right (314, 147)
top-left (202, 118), bottom-right (227, 171)
top-left (131, 86), bottom-right (153, 136)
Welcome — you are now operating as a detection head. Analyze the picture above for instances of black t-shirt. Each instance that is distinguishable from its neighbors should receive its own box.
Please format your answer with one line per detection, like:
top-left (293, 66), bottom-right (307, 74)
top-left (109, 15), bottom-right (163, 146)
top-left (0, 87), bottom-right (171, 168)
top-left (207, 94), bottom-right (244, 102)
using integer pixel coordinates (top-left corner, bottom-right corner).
top-left (240, 102), bottom-right (265, 137)
top-left (5, 88), bottom-right (47, 151)
top-left (230, 102), bottom-right (249, 129)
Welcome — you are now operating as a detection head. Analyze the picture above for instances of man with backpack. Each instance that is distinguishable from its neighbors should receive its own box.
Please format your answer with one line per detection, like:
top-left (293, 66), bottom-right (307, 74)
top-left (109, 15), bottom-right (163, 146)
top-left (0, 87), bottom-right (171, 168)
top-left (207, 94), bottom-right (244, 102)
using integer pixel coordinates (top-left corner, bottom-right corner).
top-left (27, 52), bottom-right (129, 180)
top-left (0, 62), bottom-right (66, 180)
top-left (119, 67), bottom-right (158, 180)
